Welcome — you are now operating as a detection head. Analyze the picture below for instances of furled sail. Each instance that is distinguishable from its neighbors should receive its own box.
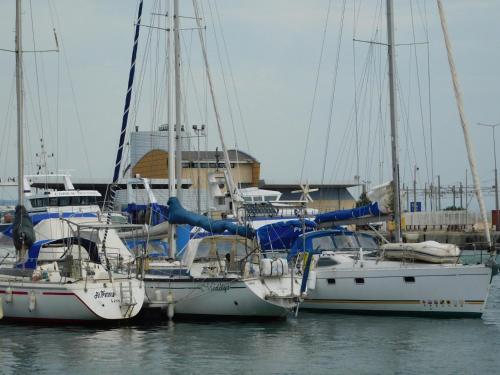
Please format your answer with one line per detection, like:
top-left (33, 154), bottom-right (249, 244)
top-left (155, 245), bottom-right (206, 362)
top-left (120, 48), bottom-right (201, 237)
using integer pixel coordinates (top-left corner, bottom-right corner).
top-left (167, 197), bottom-right (254, 239)
top-left (314, 202), bottom-right (382, 225)
top-left (12, 205), bottom-right (35, 252)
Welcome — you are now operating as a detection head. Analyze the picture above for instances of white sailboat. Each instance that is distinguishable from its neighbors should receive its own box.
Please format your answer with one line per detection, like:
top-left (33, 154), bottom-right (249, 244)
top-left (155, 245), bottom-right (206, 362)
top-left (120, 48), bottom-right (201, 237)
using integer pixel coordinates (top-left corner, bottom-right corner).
top-left (0, 0), bottom-right (145, 323)
top-left (115, 0), bottom-right (300, 318)
top-left (291, 0), bottom-right (496, 317)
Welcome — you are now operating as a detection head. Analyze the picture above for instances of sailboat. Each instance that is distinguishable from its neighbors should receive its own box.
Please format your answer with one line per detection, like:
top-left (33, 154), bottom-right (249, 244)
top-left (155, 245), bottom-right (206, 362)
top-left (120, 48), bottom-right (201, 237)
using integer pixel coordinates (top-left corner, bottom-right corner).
top-left (109, 0), bottom-right (300, 319)
top-left (276, 0), bottom-right (496, 317)
top-left (0, 0), bottom-right (145, 323)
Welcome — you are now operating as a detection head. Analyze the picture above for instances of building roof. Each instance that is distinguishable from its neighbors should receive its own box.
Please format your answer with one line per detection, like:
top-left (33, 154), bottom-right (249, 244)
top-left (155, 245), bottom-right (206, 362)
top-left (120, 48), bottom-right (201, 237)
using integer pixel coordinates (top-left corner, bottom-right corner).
top-left (260, 180), bottom-right (359, 189)
top-left (180, 149), bottom-right (258, 163)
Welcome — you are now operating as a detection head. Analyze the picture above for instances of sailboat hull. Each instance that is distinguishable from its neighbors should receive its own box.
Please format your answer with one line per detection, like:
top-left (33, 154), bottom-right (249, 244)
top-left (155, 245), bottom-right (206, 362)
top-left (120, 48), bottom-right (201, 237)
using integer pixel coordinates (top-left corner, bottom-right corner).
top-left (301, 262), bottom-right (491, 317)
top-left (0, 278), bottom-right (144, 322)
top-left (144, 276), bottom-right (299, 318)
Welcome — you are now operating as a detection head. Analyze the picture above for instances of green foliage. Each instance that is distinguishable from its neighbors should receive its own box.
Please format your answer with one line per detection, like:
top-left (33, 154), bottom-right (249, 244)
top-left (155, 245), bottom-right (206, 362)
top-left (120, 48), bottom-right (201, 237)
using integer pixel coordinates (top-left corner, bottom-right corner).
top-left (443, 206), bottom-right (464, 211)
top-left (356, 192), bottom-right (371, 208)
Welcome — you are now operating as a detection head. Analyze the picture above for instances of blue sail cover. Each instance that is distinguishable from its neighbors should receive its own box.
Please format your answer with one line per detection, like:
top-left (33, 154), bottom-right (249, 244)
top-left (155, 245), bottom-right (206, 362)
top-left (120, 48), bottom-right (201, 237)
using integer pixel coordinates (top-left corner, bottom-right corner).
top-left (256, 220), bottom-right (316, 251)
top-left (314, 202), bottom-right (381, 225)
top-left (167, 197), bottom-right (254, 239)
top-left (124, 202), bottom-right (168, 226)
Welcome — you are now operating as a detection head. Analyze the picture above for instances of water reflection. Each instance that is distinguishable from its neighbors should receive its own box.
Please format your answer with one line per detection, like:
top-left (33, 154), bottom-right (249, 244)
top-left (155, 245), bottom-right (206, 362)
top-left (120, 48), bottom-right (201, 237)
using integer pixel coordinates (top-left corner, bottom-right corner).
top-left (1, 279), bottom-right (500, 374)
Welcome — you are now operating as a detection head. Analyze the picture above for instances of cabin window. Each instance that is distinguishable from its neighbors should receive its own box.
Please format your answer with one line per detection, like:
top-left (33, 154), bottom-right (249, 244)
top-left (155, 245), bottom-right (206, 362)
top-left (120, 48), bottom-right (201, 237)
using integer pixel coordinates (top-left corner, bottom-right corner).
top-left (404, 276), bottom-right (415, 283)
top-left (311, 236), bottom-right (335, 251)
top-left (355, 234), bottom-right (379, 250)
top-left (264, 196), bottom-right (277, 202)
top-left (48, 197), bottom-right (58, 206)
top-left (58, 197), bottom-right (71, 206)
top-left (355, 278), bottom-right (365, 284)
top-left (80, 196), bottom-right (97, 205)
top-left (327, 278), bottom-right (336, 284)
top-left (333, 234), bottom-right (358, 249)
top-left (71, 196), bottom-right (80, 205)
top-left (317, 257), bottom-right (339, 267)
top-left (30, 198), bottom-right (48, 208)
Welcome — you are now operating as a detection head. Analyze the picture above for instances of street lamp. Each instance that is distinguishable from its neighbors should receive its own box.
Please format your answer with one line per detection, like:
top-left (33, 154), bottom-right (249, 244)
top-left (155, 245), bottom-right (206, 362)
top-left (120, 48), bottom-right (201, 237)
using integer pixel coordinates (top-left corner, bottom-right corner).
top-left (192, 124), bottom-right (206, 214)
top-left (413, 165), bottom-right (419, 212)
top-left (478, 122), bottom-right (500, 231)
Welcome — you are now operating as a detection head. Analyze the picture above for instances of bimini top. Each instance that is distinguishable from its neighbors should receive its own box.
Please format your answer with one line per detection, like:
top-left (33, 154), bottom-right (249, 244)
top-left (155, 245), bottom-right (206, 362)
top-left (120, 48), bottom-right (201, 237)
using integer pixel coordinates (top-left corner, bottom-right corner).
top-left (288, 229), bottom-right (379, 258)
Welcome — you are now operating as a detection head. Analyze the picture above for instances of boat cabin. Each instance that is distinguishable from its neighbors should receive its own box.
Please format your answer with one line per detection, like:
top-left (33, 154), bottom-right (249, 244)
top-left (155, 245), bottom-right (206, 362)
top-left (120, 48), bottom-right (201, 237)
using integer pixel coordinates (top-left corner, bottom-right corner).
top-left (289, 230), bottom-right (380, 257)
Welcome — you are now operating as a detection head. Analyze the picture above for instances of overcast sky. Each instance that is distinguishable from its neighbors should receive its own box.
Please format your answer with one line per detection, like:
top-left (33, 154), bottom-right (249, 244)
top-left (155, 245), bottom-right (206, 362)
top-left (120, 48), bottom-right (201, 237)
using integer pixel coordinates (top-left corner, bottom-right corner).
top-left (0, 1), bottom-right (499, 211)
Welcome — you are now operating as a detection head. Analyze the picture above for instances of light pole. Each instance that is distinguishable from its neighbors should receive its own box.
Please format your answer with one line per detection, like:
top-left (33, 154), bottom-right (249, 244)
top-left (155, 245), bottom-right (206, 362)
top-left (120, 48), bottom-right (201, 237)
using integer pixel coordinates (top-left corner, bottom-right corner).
top-left (478, 122), bottom-right (500, 231)
top-left (413, 165), bottom-right (419, 212)
top-left (192, 124), bottom-right (205, 214)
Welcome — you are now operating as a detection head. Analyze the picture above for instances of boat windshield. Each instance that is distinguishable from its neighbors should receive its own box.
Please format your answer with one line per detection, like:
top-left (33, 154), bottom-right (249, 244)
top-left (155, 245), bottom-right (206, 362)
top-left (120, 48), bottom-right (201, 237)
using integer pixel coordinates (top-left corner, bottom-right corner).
top-left (311, 235), bottom-right (335, 251)
top-left (332, 234), bottom-right (358, 249)
top-left (355, 233), bottom-right (379, 250)
top-left (194, 237), bottom-right (250, 261)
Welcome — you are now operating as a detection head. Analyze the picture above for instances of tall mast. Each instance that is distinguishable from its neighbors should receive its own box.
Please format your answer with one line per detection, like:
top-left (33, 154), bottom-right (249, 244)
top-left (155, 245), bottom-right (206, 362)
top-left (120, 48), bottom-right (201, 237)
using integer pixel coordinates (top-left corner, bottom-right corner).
top-left (15, 0), bottom-right (24, 205)
top-left (174, 0), bottom-right (182, 200)
top-left (168, 0), bottom-right (177, 257)
top-left (192, 0), bottom-right (242, 216)
top-left (386, 0), bottom-right (402, 242)
top-left (436, 0), bottom-right (491, 248)
top-left (112, 0), bottom-right (144, 184)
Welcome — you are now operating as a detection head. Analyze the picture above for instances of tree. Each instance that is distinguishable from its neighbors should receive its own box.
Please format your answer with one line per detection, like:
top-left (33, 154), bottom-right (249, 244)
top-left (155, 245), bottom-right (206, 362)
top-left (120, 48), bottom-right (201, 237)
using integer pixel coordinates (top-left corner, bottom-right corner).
top-left (356, 192), bottom-right (371, 208)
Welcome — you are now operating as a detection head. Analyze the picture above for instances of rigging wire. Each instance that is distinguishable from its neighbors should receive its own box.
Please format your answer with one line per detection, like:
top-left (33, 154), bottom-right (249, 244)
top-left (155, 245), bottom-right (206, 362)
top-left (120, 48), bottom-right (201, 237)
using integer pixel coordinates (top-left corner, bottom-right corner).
top-left (352, 0), bottom-right (360, 191)
top-left (212, 1), bottom-right (252, 155)
top-left (423, 0), bottom-right (435, 192)
top-left (206, 0), bottom-right (242, 188)
top-left (409, 0), bottom-right (430, 184)
top-left (299, 0), bottom-right (332, 184)
top-left (49, 3), bottom-right (93, 177)
top-left (321, 0), bottom-right (348, 188)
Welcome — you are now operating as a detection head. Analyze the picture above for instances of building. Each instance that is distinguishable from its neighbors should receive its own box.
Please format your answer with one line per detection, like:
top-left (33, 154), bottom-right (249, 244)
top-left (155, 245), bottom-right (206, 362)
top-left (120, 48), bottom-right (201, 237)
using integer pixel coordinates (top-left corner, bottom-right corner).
top-left (260, 181), bottom-right (358, 212)
top-left (129, 129), bottom-right (260, 188)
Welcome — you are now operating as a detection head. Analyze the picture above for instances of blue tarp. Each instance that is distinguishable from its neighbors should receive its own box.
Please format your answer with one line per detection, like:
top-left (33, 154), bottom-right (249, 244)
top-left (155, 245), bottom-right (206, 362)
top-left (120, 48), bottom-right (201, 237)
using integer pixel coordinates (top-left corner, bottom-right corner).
top-left (167, 197), bottom-right (255, 239)
top-left (256, 219), bottom-right (316, 251)
top-left (124, 202), bottom-right (168, 226)
top-left (288, 229), bottom-right (352, 259)
top-left (314, 202), bottom-right (381, 225)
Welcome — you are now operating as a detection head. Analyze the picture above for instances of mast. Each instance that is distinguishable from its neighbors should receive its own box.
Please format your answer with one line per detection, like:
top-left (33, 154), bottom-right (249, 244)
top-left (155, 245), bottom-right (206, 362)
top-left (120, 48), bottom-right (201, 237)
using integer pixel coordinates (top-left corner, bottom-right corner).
top-left (436, 0), bottom-right (491, 248)
top-left (192, 0), bottom-right (242, 216)
top-left (174, 0), bottom-right (183, 200)
top-left (112, 0), bottom-right (144, 184)
top-left (386, 0), bottom-right (402, 242)
top-left (15, 0), bottom-right (24, 205)
top-left (168, 0), bottom-right (177, 257)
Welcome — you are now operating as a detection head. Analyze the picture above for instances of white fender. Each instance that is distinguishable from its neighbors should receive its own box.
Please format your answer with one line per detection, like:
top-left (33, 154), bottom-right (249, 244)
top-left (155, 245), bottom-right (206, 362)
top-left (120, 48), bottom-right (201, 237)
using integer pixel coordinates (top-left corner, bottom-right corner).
top-left (29, 290), bottom-right (36, 312)
top-left (307, 270), bottom-right (317, 291)
top-left (166, 291), bottom-right (175, 320)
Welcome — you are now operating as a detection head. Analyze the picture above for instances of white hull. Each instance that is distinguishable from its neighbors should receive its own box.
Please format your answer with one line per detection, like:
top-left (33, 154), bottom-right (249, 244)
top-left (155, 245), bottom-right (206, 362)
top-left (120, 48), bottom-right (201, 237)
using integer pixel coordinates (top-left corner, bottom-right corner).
top-left (302, 259), bottom-right (492, 317)
top-left (144, 275), bottom-right (299, 318)
top-left (0, 277), bottom-right (144, 322)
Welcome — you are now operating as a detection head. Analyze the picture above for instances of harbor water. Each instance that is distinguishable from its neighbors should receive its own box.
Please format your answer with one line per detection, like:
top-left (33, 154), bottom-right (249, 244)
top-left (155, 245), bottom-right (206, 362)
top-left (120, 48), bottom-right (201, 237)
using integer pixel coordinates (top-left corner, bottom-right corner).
top-left (1, 276), bottom-right (500, 374)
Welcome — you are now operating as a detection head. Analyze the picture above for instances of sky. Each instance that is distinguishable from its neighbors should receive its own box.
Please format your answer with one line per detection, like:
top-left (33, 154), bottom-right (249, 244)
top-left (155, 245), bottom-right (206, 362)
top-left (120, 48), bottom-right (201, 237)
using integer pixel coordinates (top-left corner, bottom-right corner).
top-left (0, 0), bottom-right (499, 211)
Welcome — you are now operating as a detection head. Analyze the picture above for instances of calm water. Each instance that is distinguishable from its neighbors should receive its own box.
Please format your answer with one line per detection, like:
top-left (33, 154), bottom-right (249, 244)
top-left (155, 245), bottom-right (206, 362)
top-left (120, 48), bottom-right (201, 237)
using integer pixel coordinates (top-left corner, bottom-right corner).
top-left (1, 277), bottom-right (500, 375)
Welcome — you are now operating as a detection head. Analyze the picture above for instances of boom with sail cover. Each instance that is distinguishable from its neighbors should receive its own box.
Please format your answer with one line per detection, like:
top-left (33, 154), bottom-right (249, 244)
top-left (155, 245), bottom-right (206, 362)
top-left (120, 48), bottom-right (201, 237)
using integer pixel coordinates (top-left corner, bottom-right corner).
top-left (167, 197), bottom-right (254, 239)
